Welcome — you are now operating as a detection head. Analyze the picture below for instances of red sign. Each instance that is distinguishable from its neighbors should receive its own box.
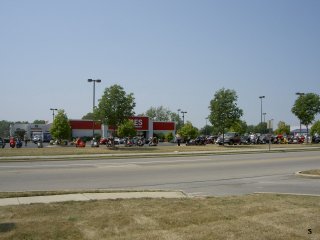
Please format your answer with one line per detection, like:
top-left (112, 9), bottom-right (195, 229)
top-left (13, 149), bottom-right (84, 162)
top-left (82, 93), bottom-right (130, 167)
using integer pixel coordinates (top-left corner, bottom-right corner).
top-left (129, 117), bottom-right (149, 131)
top-left (69, 120), bottom-right (101, 130)
top-left (153, 122), bottom-right (175, 131)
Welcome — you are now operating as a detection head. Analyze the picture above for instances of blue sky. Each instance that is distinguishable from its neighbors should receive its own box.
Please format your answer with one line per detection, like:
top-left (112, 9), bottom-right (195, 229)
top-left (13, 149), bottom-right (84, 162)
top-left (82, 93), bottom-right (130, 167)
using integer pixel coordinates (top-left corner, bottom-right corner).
top-left (1, 0), bottom-right (319, 129)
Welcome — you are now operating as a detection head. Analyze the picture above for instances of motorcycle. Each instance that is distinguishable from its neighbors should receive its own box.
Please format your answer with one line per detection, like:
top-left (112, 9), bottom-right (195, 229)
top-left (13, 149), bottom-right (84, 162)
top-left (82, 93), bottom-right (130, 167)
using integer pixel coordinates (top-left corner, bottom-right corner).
top-left (75, 138), bottom-right (86, 147)
top-left (37, 139), bottom-right (43, 148)
top-left (91, 138), bottom-right (99, 147)
top-left (124, 137), bottom-right (134, 147)
top-left (9, 137), bottom-right (16, 148)
top-left (136, 137), bottom-right (145, 147)
top-left (149, 137), bottom-right (158, 146)
top-left (16, 139), bottom-right (23, 148)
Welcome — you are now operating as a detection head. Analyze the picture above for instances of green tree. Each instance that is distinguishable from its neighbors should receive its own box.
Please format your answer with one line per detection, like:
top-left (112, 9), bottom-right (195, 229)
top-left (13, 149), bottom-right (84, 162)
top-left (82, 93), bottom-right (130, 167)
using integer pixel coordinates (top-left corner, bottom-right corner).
top-left (117, 119), bottom-right (137, 138)
top-left (50, 109), bottom-right (71, 142)
top-left (229, 120), bottom-right (248, 135)
top-left (82, 112), bottom-right (95, 120)
top-left (145, 106), bottom-right (171, 121)
top-left (254, 122), bottom-right (268, 134)
top-left (208, 88), bottom-right (243, 143)
top-left (274, 121), bottom-right (290, 135)
top-left (165, 132), bottom-right (174, 142)
top-left (177, 121), bottom-right (198, 140)
top-left (200, 124), bottom-right (214, 136)
top-left (143, 106), bottom-right (182, 131)
top-left (310, 120), bottom-right (320, 136)
top-left (0, 120), bottom-right (12, 137)
top-left (96, 85), bottom-right (136, 130)
top-left (33, 120), bottom-right (46, 124)
top-left (292, 93), bottom-right (320, 142)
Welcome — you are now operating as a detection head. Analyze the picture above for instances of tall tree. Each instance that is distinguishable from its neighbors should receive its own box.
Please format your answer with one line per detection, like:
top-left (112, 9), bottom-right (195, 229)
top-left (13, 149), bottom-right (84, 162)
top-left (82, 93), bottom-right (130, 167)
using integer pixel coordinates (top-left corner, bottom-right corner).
top-left (208, 88), bottom-right (243, 143)
top-left (82, 112), bottom-right (95, 120)
top-left (95, 84), bottom-right (136, 130)
top-left (33, 120), bottom-right (46, 124)
top-left (117, 119), bottom-right (137, 138)
top-left (310, 120), bottom-right (320, 136)
top-left (292, 93), bottom-right (320, 142)
top-left (145, 106), bottom-right (171, 121)
top-left (143, 106), bottom-right (182, 131)
top-left (274, 121), bottom-right (290, 135)
top-left (230, 120), bottom-right (248, 135)
top-left (0, 120), bottom-right (12, 137)
top-left (177, 121), bottom-right (198, 140)
top-left (50, 109), bottom-right (71, 142)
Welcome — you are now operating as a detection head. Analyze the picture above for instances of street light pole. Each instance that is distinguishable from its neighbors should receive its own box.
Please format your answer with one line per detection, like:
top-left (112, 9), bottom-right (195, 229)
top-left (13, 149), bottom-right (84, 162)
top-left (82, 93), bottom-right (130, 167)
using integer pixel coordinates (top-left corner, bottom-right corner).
top-left (181, 111), bottom-right (187, 125)
top-left (263, 113), bottom-right (266, 123)
top-left (259, 96), bottom-right (265, 125)
top-left (50, 108), bottom-right (58, 122)
top-left (205, 117), bottom-right (208, 136)
top-left (295, 92), bottom-right (305, 136)
top-left (88, 79), bottom-right (101, 138)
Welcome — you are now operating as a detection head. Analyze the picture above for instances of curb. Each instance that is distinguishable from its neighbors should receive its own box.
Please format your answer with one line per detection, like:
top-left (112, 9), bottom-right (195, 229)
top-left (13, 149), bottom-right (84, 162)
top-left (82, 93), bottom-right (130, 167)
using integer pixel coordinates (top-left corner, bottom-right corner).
top-left (0, 191), bottom-right (187, 207)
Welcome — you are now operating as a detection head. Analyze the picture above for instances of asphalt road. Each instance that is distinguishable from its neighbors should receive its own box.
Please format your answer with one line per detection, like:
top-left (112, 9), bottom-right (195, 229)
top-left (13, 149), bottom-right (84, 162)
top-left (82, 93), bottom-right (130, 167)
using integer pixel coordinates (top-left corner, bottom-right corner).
top-left (0, 151), bottom-right (319, 196)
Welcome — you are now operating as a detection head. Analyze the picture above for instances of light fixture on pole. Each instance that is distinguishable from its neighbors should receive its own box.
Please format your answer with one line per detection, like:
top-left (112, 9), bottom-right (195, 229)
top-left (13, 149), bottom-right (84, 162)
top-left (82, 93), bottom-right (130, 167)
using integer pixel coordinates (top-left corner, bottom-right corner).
top-left (181, 111), bottom-right (187, 125)
top-left (295, 92), bottom-right (305, 136)
top-left (50, 108), bottom-right (58, 122)
top-left (259, 96), bottom-right (265, 125)
top-left (177, 109), bottom-right (181, 117)
top-left (87, 79), bottom-right (101, 137)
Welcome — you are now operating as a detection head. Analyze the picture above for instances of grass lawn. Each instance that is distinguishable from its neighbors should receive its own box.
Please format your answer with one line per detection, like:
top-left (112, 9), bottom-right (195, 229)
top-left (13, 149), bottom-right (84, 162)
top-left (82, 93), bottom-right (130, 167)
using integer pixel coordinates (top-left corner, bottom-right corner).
top-left (0, 194), bottom-right (319, 240)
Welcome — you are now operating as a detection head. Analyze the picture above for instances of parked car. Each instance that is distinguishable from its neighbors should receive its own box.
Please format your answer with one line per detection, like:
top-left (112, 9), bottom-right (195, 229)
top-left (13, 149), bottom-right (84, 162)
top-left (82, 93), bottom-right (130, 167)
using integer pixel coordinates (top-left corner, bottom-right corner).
top-left (216, 132), bottom-right (241, 145)
top-left (186, 136), bottom-right (206, 146)
top-left (312, 135), bottom-right (320, 143)
top-left (32, 135), bottom-right (42, 144)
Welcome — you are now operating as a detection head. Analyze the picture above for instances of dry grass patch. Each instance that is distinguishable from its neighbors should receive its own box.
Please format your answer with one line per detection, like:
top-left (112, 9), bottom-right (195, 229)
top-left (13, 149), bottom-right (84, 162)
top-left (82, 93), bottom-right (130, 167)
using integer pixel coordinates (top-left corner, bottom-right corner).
top-left (0, 194), bottom-right (319, 239)
top-left (300, 169), bottom-right (320, 175)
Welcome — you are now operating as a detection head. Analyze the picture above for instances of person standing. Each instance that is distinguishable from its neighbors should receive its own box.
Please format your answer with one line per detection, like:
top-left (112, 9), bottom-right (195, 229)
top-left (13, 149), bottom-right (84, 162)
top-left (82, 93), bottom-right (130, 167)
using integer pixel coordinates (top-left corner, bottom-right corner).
top-left (176, 133), bottom-right (181, 146)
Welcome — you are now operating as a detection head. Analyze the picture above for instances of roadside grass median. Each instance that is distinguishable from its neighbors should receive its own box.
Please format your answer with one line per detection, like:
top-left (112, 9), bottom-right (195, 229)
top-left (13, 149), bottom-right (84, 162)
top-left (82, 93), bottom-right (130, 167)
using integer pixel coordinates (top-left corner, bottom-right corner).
top-left (1, 143), bottom-right (320, 159)
top-left (0, 193), bottom-right (319, 240)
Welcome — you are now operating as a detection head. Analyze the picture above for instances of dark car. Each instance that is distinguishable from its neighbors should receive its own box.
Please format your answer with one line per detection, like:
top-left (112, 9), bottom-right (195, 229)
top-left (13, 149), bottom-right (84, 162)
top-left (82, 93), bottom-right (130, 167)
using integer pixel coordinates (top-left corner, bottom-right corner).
top-left (0, 137), bottom-right (5, 148)
top-left (186, 136), bottom-right (206, 146)
top-left (216, 132), bottom-right (241, 145)
top-left (312, 135), bottom-right (320, 143)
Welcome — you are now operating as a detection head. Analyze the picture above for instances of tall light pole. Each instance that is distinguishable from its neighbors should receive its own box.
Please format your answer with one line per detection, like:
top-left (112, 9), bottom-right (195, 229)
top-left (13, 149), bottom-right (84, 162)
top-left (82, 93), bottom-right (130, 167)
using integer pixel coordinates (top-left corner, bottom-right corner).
top-left (181, 111), bottom-right (187, 125)
top-left (88, 79), bottom-right (101, 137)
top-left (295, 92), bottom-right (305, 136)
top-left (205, 117), bottom-right (208, 136)
top-left (263, 113), bottom-right (266, 123)
top-left (259, 96), bottom-right (265, 125)
top-left (50, 108), bottom-right (58, 122)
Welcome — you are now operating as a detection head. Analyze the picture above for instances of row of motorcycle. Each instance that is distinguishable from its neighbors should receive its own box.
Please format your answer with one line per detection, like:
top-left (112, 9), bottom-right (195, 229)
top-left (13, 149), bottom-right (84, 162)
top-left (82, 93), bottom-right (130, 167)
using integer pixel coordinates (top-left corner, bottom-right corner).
top-left (186, 134), bottom-right (308, 146)
top-left (75, 136), bottom-right (159, 148)
top-left (1, 137), bottom-right (43, 148)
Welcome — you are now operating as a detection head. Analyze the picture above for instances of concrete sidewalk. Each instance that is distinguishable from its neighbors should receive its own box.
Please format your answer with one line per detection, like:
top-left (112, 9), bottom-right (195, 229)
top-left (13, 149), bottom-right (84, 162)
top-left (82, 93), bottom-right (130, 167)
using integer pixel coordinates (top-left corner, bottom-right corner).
top-left (0, 191), bottom-right (187, 207)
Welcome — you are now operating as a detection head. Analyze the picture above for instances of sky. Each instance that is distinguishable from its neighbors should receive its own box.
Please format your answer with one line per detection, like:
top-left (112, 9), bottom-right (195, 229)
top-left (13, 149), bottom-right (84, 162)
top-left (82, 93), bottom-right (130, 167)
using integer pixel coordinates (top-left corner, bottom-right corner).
top-left (1, 0), bottom-right (319, 129)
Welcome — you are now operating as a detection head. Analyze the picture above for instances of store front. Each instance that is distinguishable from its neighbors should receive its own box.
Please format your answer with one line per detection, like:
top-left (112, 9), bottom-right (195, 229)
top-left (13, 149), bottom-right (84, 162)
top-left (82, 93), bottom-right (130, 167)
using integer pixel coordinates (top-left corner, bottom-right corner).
top-left (71, 117), bottom-right (175, 139)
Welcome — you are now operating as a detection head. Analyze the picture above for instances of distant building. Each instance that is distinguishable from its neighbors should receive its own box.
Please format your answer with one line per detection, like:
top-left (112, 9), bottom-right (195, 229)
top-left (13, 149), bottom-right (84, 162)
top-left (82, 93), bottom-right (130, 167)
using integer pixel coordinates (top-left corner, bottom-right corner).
top-left (290, 128), bottom-right (308, 135)
top-left (71, 116), bottom-right (175, 139)
top-left (10, 117), bottom-right (175, 140)
top-left (9, 123), bottom-right (52, 141)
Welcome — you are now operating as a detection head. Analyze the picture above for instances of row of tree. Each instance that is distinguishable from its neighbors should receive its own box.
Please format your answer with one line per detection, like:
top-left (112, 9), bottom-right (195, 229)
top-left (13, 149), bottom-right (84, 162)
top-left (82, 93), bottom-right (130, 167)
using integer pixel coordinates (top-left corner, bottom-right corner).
top-left (2, 85), bottom-right (320, 142)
